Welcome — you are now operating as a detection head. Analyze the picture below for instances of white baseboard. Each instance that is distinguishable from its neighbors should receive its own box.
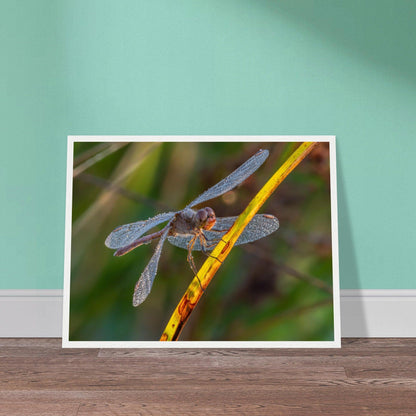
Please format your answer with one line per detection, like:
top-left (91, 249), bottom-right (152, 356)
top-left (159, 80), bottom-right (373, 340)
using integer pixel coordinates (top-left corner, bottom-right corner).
top-left (0, 290), bottom-right (63, 337)
top-left (0, 289), bottom-right (415, 338)
top-left (340, 290), bottom-right (416, 337)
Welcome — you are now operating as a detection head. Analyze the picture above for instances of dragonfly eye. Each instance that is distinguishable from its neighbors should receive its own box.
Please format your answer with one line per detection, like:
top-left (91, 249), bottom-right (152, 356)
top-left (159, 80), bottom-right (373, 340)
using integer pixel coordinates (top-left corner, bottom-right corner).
top-left (196, 208), bottom-right (216, 229)
top-left (205, 207), bottom-right (215, 220)
top-left (196, 209), bottom-right (208, 224)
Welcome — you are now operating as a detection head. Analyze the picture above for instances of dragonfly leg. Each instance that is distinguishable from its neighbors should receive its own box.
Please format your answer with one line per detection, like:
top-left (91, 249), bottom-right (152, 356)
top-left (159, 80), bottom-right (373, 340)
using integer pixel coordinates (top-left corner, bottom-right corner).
top-left (204, 228), bottom-right (228, 245)
top-left (199, 233), bottom-right (223, 264)
top-left (187, 234), bottom-right (205, 292)
top-left (186, 235), bottom-right (199, 275)
top-left (199, 234), bottom-right (220, 256)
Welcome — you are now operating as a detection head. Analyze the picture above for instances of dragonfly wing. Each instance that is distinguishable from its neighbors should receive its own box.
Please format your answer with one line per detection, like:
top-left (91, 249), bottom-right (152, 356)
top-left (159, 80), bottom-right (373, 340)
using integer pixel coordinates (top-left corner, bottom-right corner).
top-left (132, 227), bottom-right (170, 307)
top-left (232, 214), bottom-right (279, 246)
top-left (105, 211), bottom-right (175, 249)
top-left (187, 149), bottom-right (269, 208)
top-left (167, 214), bottom-right (279, 251)
top-left (168, 234), bottom-right (203, 251)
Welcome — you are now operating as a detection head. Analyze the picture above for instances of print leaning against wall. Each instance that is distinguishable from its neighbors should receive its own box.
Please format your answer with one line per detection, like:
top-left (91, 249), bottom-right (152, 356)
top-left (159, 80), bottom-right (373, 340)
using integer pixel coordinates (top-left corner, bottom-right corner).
top-left (63, 136), bottom-right (340, 347)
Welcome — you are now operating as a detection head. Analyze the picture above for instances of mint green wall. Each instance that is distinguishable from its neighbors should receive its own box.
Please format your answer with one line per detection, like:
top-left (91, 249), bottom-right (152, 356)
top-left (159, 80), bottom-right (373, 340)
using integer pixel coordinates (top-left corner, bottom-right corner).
top-left (1, 0), bottom-right (415, 289)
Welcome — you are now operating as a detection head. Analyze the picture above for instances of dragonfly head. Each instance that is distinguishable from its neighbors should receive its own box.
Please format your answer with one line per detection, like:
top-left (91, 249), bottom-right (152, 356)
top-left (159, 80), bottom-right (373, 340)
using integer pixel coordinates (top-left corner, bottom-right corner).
top-left (195, 207), bottom-right (216, 230)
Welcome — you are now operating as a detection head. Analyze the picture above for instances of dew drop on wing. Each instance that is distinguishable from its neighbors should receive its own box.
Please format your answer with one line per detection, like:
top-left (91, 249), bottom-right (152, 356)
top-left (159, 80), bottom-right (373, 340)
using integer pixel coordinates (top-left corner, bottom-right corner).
top-left (187, 149), bottom-right (269, 208)
top-left (132, 228), bottom-right (170, 307)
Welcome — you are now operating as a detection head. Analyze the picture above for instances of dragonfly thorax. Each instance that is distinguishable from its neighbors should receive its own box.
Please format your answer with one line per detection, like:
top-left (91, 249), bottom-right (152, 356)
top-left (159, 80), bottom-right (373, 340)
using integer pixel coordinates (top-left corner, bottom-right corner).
top-left (169, 207), bottom-right (216, 236)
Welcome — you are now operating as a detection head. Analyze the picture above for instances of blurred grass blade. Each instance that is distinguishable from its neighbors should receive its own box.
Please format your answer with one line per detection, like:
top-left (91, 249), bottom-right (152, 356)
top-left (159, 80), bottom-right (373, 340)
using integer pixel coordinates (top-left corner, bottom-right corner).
top-left (74, 142), bottom-right (111, 166)
top-left (71, 142), bottom-right (160, 266)
top-left (73, 142), bottom-right (128, 177)
top-left (160, 142), bottom-right (319, 341)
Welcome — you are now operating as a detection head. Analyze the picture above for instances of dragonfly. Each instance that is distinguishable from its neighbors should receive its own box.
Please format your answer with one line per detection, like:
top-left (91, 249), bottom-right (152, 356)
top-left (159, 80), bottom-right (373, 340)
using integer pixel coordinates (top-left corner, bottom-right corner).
top-left (105, 149), bottom-right (279, 307)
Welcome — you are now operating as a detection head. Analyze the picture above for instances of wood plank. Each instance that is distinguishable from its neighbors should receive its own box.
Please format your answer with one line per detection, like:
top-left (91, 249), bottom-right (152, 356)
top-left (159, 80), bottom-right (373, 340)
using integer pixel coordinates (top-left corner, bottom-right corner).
top-left (0, 400), bottom-right (78, 416)
top-left (2, 354), bottom-right (415, 375)
top-left (346, 367), bottom-right (416, 379)
top-left (0, 338), bottom-right (62, 347)
top-left (0, 361), bottom-right (347, 390)
top-left (0, 338), bottom-right (415, 415)
top-left (97, 338), bottom-right (416, 357)
top-left (0, 347), bottom-right (98, 358)
top-left (0, 388), bottom-right (416, 416)
top-left (1, 338), bottom-right (415, 356)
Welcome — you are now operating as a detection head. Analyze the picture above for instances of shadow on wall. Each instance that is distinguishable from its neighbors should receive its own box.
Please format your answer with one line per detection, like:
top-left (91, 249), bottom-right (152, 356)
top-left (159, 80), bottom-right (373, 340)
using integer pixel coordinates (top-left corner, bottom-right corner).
top-left (251, 0), bottom-right (416, 336)
top-left (261, 0), bottom-right (416, 85)
top-left (337, 142), bottom-right (368, 336)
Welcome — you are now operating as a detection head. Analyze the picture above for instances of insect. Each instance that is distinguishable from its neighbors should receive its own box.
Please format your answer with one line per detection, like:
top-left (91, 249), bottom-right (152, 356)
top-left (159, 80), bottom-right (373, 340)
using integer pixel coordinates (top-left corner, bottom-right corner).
top-left (105, 149), bottom-right (279, 306)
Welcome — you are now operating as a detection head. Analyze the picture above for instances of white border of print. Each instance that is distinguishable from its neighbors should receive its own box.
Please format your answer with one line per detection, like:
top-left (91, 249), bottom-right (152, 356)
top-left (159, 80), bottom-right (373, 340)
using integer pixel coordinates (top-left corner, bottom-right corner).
top-left (63, 136), bottom-right (340, 348)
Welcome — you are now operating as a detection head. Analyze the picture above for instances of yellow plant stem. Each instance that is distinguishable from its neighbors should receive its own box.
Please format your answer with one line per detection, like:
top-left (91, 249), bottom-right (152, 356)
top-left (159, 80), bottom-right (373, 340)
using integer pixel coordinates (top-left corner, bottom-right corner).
top-left (160, 142), bottom-right (318, 341)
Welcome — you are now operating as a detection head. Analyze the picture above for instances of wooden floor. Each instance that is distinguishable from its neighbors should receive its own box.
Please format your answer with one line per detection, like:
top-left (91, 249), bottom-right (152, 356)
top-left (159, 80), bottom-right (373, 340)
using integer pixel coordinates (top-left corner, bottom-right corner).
top-left (0, 339), bottom-right (415, 415)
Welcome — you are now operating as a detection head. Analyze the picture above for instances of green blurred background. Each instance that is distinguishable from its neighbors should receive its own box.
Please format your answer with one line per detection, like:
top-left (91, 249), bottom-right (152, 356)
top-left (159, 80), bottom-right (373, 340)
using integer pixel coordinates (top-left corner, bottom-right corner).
top-left (69, 141), bottom-right (334, 341)
top-left (1, 0), bottom-right (415, 298)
